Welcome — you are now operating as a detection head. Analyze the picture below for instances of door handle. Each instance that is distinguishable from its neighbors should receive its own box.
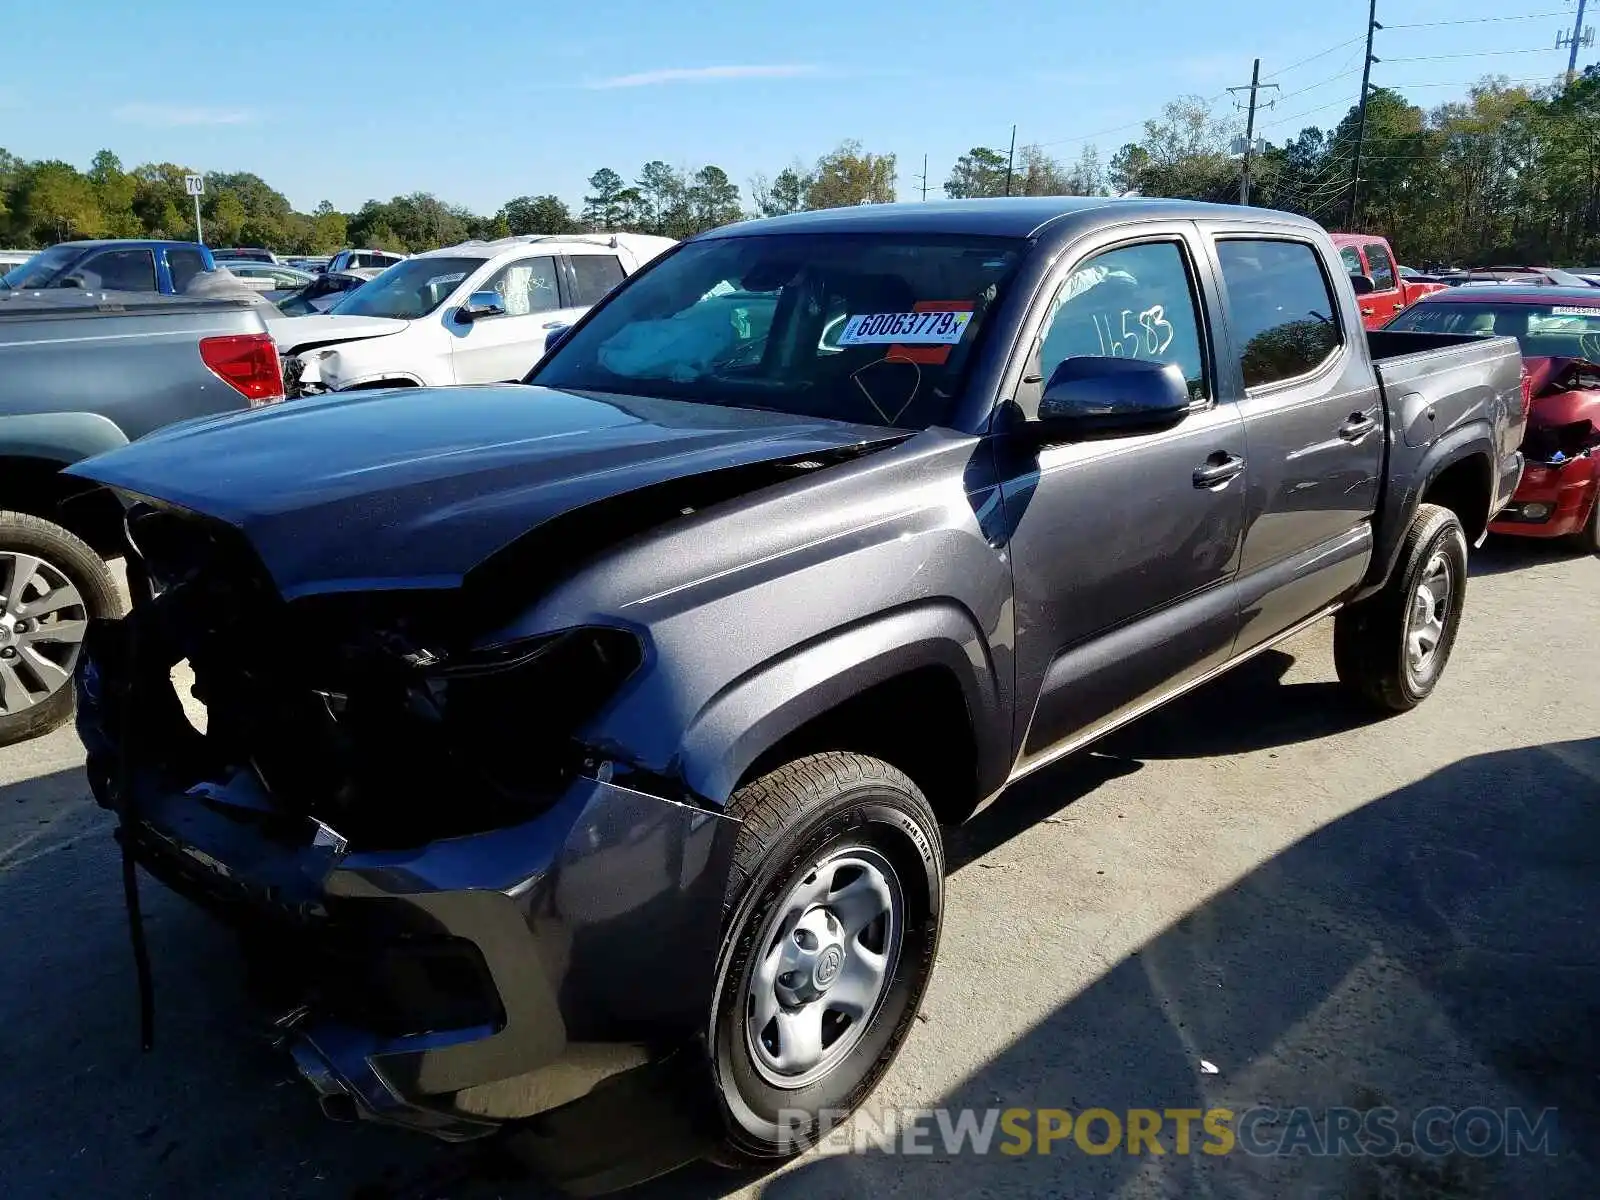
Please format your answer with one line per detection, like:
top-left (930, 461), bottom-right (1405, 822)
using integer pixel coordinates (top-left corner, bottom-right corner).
top-left (1339, 412), bottom-right (1378, 441)
top-left (1193, 453), bottom-right (1245, 488)
top-left (1360, 306), bottom-right (1374, 316)
top-left (542, 320), bottom-right (567, 329)
top-left (1391, 302), bottom-right (1405, 311)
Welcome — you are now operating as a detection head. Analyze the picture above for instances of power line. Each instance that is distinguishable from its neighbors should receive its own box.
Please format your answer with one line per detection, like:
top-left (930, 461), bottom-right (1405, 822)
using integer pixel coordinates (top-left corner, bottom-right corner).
top-left (1384, 48), bottom-right (1564, 62)
top-left (1385, 11), bottom-right (1572, 29)
top-left (1262, 35), bottom-right (1366, 80)
top-left (1274, 66), bottom-right (1364, 104)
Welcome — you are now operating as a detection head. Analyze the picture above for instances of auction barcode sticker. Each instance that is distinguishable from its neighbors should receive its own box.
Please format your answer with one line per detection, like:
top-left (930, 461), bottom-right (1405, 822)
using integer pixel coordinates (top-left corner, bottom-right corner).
top-left (838, 310), bottom-right (973, 346)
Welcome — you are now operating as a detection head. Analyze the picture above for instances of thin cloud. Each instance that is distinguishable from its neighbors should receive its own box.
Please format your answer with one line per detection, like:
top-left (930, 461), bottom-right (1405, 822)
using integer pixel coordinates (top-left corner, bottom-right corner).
top-left (113, 103), bottom-right (255, 127)
top-left (586, 64), bottom-right (820, 89)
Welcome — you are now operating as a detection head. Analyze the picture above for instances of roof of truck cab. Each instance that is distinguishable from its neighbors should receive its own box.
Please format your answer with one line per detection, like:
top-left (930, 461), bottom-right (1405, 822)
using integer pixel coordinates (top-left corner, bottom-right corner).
top-left (699, 197), bottom-right (1323, 240)
top-left (46, 239), bottom-right (205, 251)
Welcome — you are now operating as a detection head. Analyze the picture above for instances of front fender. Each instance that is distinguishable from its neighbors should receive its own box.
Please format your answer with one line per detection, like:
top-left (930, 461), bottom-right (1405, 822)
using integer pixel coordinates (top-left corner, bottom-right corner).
top-left (673, 601), bottom-right (1005, 807)
top-left (0, 411), bottom-right (129, 465)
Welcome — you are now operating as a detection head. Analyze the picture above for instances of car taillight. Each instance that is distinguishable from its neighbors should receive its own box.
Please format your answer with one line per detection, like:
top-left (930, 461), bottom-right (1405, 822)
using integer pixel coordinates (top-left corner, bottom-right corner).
top-left (199, 333), bottom-right (285, 407)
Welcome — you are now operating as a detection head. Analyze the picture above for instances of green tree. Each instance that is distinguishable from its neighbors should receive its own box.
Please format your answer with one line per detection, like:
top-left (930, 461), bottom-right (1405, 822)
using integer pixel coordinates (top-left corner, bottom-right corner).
top-left (131, 163), bottom-right (191, 238)
top-left (499, 194), bottom-right (577, 235)
top-left (635, 161), bottom-right (687, 235)
top-left (750, 165), bottom-right (807, 217)
top-left (205, 191), bottom-right (248, 246)
top-left (944, 146), bottom-right (1008, 198)
top-left (88, 150), bottom-right (140, 237)
top-left (686, 165), bottom-right (741, 231)
top-left (582, 168), bottom-right (627, 230)
top-left (1016, 144), bottom-right (1071, 196)
top-left (16, 161), bottom-right (103, 243)
top-left (804, 141), bottom-right (896, 209)
top-left (310, 200), bottom-right (348, 252)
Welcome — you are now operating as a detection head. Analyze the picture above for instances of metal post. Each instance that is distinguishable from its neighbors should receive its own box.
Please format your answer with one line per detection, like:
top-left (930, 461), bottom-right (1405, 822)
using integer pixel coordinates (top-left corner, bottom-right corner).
top-left (921, 154), bottom-right (929, 202)
top-left (1566, 0), bottom-right (1589, 84)
top-left (193, 194), bottom-right (204, 245)
top-left (1347, 0), bottom-right (1380, 229)
top-left (1004, 126), bottom-right (1017, 197)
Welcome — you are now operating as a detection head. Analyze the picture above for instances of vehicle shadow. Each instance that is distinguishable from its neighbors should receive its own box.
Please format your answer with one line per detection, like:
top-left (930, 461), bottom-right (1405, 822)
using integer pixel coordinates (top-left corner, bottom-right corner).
top-left (762, 736), bottom-right (1600, 1199)
top-left (1470, 534), bottom-right (1588, 576)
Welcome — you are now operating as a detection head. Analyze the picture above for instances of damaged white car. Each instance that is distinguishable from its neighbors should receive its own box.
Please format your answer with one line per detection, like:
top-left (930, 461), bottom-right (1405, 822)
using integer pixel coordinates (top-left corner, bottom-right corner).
top-left (271, 233), bottom-right (676, 396)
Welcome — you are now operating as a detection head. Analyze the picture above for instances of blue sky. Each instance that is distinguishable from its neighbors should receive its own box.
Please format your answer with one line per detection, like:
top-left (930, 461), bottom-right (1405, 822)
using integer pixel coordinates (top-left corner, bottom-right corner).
top-left (3, 0), bottom-right (1589, 214)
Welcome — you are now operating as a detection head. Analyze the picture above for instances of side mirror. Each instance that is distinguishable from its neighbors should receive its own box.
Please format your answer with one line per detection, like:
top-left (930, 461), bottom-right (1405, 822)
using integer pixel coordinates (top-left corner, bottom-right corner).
top-left (57, 275), bottom-right (85, 289)
top-left (1035, 357), bottom-right (1193, 441)
top-left (457, 290), bottom-right (506, 323)
top-left (1349, 273), bottom-right (1376, 296)
top-left (544, 324), bottom-right (572, 354)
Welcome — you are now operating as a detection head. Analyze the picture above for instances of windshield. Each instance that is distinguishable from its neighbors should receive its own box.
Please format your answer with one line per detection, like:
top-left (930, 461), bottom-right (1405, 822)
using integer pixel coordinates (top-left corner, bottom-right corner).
top-left (327, 256), bottom-right (480, 319)
top-left (1389, 300), bottom-right (1600, 360)
top-left (1, 245), bottom-right (81, 289)
top-left (530, 233), bottom-right (1025, 429)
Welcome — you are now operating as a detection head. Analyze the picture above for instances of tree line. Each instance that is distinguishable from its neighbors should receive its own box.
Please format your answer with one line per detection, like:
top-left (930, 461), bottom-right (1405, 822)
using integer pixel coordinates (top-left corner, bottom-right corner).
top-left (2, 66), bottom-right (1595, 264)
top-left (0, 141), bottom-right (899, 254)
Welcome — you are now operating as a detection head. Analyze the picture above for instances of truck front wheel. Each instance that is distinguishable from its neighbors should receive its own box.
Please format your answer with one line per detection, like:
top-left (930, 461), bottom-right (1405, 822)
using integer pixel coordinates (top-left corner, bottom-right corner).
top-left (1334, 503), bottom-right (1468, 712)
top-left (708, 752), bottom-right (944, 1165)
top-left (0, 511), bottom-right (121, 746)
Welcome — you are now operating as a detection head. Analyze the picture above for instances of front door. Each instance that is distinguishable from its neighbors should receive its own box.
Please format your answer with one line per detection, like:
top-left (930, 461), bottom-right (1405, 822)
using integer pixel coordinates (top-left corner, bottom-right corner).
top-left (451, 255), bottom-right (583, 384)
top-left (999, 231), bottom-right (1247, 771)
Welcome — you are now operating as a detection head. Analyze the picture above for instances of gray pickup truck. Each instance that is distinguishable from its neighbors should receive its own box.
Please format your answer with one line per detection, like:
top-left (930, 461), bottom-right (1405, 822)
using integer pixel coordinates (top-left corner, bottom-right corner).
top-left (66, 198), bottom-right (1522, 1192)
top-left (0, 289), bottom-right (281, 744)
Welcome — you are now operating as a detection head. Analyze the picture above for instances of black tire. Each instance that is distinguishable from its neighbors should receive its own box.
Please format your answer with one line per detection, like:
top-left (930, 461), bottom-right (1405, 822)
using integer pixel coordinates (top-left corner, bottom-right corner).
top-left (707, 752), bottom-right (943, 1166)
top-left (1567, 494), bottom-right (1599, 556)
top-left (0, 510), bottom-right (121, 747)
top-left (1334, 502), bottom-right (1468, 713)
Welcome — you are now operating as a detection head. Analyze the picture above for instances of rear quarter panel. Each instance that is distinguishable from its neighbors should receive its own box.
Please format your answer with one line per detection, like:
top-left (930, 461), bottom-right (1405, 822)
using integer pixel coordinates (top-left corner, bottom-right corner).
top-left (0, 303), bottom-right (269, 440)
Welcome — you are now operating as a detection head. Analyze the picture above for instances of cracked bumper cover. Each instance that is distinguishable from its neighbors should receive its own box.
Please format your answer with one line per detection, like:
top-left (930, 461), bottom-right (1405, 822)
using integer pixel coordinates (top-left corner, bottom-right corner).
top-left (75, 619), bottom-right (739, 1143)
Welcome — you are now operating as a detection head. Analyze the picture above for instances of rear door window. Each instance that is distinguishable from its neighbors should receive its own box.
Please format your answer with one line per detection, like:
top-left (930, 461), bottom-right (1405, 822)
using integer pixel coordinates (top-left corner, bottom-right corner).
top-left (166, 247), bottom-right (207, 290)
top-left (80, 248), bottom-right (157, 291)
top-left (568, 254), bottom-right (626, 306)
top-left (1215, 239), bottom-right (1343, 388)
top-left (1365, 242), bottom-right (1396, 291)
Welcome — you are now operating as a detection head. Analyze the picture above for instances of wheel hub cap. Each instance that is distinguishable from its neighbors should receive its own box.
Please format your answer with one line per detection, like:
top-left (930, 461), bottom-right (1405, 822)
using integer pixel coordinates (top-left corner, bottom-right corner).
top-left (0, 551), bottom-right (89, 717)
top-left (1405, 551), bottom-right (1452, 682)
top-left (744, 848), bottom-right (905, 1089)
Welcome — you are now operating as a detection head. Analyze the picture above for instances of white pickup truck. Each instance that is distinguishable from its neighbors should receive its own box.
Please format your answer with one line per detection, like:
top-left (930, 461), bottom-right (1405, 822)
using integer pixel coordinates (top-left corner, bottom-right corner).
top-left (270, 233), bottom-right (676, 395)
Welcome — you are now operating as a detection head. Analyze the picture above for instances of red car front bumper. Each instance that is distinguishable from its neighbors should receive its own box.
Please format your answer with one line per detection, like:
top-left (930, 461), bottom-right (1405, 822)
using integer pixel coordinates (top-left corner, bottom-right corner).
top-left (1490, 455), bottom-right (1598, 539)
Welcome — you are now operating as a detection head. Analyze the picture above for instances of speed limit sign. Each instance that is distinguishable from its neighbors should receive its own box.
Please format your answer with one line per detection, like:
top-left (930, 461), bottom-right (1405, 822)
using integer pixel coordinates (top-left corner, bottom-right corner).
top-left (184, 174), bottom-right (204, 196)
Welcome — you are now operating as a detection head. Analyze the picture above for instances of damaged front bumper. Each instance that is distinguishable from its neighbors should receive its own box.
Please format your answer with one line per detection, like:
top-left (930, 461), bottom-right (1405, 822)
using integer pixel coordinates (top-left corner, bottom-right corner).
top-left (76, 614), bottom-right (739, 1146)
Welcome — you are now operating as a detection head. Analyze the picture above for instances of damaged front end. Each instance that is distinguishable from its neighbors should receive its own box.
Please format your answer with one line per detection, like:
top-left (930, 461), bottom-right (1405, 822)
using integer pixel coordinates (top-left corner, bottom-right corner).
top-left (79, 503), bottom-right (737, 1144)
top-left (1494, 359), bottom-right (1600, 536)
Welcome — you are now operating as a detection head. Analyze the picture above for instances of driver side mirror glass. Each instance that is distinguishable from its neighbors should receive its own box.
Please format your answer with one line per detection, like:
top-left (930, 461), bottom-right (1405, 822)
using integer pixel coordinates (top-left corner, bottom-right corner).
top-left (1349, 273), bottom-right (1376, 296)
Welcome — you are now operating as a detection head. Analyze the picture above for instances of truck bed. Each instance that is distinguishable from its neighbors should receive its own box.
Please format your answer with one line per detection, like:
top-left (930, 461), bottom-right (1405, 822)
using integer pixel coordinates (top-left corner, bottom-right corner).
top-left (1366, 329), bottom-right (1523, 452)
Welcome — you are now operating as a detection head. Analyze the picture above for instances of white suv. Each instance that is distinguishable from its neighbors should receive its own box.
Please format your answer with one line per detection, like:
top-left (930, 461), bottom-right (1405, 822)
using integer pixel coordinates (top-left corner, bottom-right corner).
top-left (271, 234), bottom-right (675, 394)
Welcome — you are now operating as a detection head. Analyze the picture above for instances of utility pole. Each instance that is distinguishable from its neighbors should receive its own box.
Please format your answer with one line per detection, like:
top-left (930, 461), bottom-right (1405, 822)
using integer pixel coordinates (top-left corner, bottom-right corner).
top-left (915, 154), bottom-right (929, 201)
top-left (1347, 0), bottom-right (1382, 229)
top-left (1004, 125), bottom-right (1017, 197)
top-left (1228, 58), bottom-right (1277, 205)
top-left (1559, 0), bottom-right (1590, 85)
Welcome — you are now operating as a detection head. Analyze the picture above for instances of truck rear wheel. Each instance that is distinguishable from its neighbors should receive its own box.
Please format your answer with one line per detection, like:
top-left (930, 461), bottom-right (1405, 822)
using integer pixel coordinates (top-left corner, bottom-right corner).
top-left (1334, 503), bottom-right (1467, 713)
top-left (708, 752), bottom-right (943, 1166)
top-left (0, 511), bottom-right (121, 746)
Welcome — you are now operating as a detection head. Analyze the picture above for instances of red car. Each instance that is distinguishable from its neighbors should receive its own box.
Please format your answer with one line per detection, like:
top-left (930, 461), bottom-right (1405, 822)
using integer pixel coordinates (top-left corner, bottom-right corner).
top-left (1386, 285), bottom-right (1600, 550)
top-left (1331, 232), bottom-right (1450, 329)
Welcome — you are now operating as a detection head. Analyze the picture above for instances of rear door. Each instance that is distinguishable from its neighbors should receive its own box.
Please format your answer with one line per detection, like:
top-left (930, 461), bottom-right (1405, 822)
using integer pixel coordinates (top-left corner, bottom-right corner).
top-left (1000, 225), bottom-right (1248, 769)
top-left (1203, 230), bottom-right (1383, 653)
top-left (1360, 240), bottom-right (1405, 328)
top-left (449, 254), bottom-right (565, 383)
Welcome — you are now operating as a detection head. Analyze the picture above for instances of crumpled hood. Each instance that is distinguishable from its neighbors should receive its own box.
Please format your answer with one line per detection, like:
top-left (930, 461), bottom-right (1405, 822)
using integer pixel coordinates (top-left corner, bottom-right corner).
top-left (266, 312), bottom-right (409, 354)
top-left (67, 385), bottom-right (901, 599)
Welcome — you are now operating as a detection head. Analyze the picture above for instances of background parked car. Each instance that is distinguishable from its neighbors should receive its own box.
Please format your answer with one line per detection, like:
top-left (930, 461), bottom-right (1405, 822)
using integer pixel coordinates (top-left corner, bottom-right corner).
top-left (272, 232), bottom-right (674, 394)
top-left (1439, 266), bottom-right (1595, 288)
top-left (212, 247), bottom-right (281, 265)
top-left (326, 247), bottom-right (406, 272)
top-left (1385, 284), bottom-right (1600, 551)
top-left (0, 240), bottom-right (214, 295)
top-left (1330, 232), bottom-right (1449, 328)
top-left (220, 262), bottom-right (316, 301)
top-left (273, 267), bottom-right (380, 316)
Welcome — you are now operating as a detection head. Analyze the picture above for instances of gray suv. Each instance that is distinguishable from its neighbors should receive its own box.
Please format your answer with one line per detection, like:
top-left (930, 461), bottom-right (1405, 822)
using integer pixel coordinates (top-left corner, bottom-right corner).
top-left (68, 198), bottom-right (1523, 1191)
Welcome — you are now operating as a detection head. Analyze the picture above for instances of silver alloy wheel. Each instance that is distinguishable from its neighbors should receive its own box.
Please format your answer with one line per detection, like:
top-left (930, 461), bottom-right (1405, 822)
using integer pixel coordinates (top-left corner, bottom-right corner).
top-left (744, 846), bottom-right (905, 1089)
top-left (1405, 549), bottom-right (1453, 684)
top-left (0, 551), bottom-right (88, 717)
